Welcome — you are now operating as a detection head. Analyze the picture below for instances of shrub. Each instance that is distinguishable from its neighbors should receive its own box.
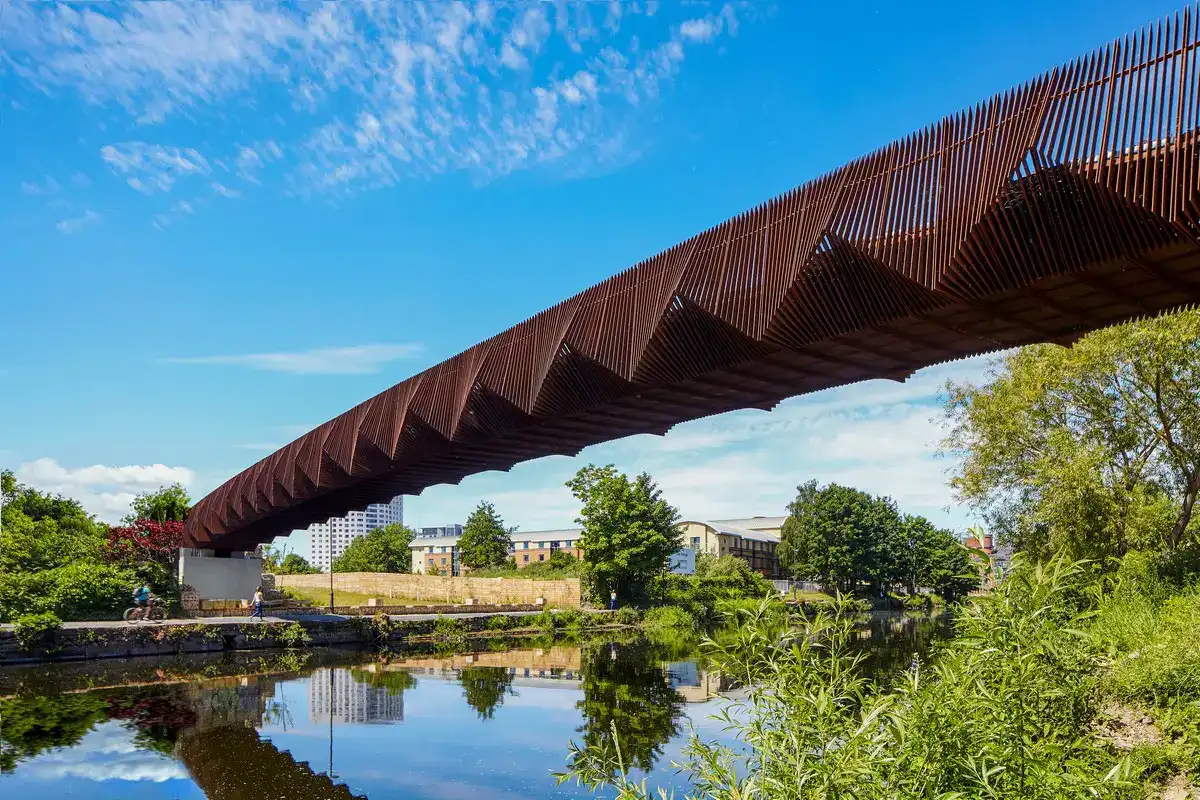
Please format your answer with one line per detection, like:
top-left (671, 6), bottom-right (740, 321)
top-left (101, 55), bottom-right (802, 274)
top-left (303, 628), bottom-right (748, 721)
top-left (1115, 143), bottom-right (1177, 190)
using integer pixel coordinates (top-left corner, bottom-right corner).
top-left (614, 606), bottom-right (641, 626)
top-left (555, 608), bottom-right (588, 630)
top-left (641, 605), bottom-right (697, 636)
top-left (0, 561), bottom-right (134, 622)
top-left (486, 614), bottom-right (521, 631)
top-left (14, 612), bottom-right (63, 651)
top-left (278, 622), bottom-right (312, 649)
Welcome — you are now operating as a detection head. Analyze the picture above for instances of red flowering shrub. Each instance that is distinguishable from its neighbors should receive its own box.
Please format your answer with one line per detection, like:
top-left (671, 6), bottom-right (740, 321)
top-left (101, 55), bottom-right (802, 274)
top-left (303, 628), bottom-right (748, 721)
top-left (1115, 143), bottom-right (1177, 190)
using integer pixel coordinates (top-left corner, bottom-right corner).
top-left (105, 519), bottom-right (184, 568)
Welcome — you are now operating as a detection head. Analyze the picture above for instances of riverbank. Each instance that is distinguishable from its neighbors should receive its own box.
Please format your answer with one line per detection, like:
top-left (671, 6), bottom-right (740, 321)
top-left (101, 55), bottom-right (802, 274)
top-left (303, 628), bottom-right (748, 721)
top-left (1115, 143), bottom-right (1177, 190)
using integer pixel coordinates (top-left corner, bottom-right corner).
top-left (0, 609), bottom-right (624, 665)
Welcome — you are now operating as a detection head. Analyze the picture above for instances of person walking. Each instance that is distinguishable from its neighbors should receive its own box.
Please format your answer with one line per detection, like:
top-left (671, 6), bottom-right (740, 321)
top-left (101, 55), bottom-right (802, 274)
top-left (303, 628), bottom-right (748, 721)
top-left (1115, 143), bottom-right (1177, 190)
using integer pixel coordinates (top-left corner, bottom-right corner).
top-left (250, 586), bottom-right (265, 620)
top-left (609, 590), bottom-right (618, 611)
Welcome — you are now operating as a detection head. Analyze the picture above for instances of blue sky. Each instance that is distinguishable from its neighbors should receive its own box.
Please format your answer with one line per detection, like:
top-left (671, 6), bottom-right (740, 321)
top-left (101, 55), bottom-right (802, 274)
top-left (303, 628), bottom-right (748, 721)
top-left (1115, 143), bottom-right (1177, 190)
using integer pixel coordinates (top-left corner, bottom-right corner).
top-left (0, 0), bottom-right (1180, 558)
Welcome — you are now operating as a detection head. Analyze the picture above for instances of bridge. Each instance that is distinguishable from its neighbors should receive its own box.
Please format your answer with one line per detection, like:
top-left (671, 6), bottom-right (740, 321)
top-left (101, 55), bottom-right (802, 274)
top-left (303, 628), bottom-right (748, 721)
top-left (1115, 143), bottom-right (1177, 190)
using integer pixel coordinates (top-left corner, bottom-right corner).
top-left (186, 7), bottom-right (1200, 551)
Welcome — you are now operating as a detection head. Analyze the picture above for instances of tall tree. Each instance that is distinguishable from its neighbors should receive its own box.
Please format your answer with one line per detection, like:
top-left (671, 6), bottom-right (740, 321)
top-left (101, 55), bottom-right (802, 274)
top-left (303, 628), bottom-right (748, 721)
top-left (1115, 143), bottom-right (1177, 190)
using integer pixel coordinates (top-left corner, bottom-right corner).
top-left (122, 483), bottom-right (191, 525)
top-left (459, 666), bottom-right (516, 720)
top-left (458, 502), bottom-right (513, 570)
top-left (778, 481), bottom-right (903, 594)
top-left (944, 310), bottom-right (1200, 560)
top-left (332, 523), bottom-right (414, 573)
top-left (567, 465), bottom-right (680, 602)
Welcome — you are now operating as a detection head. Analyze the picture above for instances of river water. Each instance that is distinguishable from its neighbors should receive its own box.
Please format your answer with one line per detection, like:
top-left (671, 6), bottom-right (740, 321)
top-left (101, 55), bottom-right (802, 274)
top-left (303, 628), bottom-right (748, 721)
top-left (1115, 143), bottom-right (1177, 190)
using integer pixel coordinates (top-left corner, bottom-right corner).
top-left (0, 612), bottom-right (949, 799)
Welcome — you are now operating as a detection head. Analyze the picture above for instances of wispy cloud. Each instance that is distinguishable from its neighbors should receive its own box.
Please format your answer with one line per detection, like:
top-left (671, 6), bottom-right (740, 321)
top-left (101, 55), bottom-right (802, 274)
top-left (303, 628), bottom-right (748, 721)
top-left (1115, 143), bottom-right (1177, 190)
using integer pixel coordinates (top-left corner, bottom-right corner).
top-left (3, 2), bottom-right (753, 196)
top-left (20, 175), bottom-right (59, 195)
top-left (16, 457), bottom-right (196, 522)
top-left (56, 209), bottom-right (100, 234)
top-left (166, 342), bottom-right (424, 375)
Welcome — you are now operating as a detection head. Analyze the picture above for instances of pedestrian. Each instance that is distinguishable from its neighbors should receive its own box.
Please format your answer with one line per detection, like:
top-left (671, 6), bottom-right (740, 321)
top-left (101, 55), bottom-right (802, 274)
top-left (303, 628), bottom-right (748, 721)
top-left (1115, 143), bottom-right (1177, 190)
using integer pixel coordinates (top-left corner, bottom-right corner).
top-left (251, 585), bottom-right (265, 619)
top-left (609, 590), bottom-right (617, 611)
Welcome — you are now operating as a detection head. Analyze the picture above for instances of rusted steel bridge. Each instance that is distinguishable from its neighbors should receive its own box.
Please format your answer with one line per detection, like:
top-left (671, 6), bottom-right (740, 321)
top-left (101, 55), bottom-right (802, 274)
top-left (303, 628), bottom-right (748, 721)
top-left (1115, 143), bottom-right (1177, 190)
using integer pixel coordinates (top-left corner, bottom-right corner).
top-left (186, 7), bottom-right (1200, 551)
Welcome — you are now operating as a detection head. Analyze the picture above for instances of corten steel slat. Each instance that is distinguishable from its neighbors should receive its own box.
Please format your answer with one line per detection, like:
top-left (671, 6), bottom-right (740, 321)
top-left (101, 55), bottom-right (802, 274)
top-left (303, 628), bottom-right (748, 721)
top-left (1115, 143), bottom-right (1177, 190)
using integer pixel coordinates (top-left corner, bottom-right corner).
top-left (185, 6), bottom-right (1200, 550)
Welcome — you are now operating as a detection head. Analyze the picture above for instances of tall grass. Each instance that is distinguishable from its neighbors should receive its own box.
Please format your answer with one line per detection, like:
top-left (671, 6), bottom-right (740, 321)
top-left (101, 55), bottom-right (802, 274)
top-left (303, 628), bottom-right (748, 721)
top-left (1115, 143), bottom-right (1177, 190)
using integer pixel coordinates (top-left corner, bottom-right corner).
top-left (560, 555), bottom-right (1141, 800)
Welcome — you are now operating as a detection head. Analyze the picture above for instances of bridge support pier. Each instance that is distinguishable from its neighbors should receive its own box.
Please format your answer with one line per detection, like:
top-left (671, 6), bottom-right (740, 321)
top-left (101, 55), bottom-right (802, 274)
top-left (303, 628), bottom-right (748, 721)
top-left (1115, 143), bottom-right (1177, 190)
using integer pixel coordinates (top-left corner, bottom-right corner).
top-left (178, 548), bottom-right (263, 605)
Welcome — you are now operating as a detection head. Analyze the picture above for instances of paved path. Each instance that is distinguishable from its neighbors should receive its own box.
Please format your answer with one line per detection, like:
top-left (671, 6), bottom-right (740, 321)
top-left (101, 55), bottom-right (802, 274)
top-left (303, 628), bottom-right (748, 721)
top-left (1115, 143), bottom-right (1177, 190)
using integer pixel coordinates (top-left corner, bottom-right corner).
top-left (0, 608), bottom-right (563, 631)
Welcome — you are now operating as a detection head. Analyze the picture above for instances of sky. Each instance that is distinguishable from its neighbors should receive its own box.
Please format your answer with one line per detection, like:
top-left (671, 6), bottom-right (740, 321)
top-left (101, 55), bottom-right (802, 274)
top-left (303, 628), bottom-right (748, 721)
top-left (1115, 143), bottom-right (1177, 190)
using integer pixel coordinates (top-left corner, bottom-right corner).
top-left (0, 0), bottom-right (1182, 560)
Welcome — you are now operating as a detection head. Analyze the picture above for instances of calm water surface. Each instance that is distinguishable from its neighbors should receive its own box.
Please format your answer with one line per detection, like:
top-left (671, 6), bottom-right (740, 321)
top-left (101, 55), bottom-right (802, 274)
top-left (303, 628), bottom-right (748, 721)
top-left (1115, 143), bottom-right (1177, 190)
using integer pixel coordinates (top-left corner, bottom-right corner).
top-left (0, 613), bottom-right (948, 799)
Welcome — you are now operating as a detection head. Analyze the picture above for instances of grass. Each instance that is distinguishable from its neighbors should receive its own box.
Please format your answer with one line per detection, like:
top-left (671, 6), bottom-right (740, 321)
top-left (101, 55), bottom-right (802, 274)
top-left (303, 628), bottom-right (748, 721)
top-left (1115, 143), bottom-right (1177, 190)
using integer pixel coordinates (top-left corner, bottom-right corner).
top-left (282, 587), bottom-right (452, 608)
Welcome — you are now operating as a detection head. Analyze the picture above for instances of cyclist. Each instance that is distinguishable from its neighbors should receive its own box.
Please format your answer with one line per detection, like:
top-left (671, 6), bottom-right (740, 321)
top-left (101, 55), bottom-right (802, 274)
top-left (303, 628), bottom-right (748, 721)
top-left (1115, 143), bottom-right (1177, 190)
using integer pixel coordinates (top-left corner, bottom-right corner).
top-left (132, 583), bottom-right (153, 620)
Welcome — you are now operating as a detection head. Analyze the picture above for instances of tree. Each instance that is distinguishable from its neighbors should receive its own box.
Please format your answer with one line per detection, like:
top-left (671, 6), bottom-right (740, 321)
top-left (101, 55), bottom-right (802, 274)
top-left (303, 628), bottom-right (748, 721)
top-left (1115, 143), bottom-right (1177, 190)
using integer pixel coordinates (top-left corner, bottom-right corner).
top-left (1, 471), bottom-right (106, 574)
top-left (104, 519), bottom-right (185, 596)
top-left (567, 465), bottom-right (680, 602)
top-left (122, 483), bottom-right (191, 525)
top-left (458, 502), bottom-right (513, 570)
top-left (459, 666), bottom-right (516, 720)
top-left (944, 310), bottom-right (1200, 560)
top-left (332, 523), bottom-right (415, 573)
top-left (569, 639), bottom-right (685, 777)
top-left (0, 694), bottom-right (109, 773)
top-left (778, 481), bottom-right (903, 594)
top-left (274, 553), bottom-right (320, 575)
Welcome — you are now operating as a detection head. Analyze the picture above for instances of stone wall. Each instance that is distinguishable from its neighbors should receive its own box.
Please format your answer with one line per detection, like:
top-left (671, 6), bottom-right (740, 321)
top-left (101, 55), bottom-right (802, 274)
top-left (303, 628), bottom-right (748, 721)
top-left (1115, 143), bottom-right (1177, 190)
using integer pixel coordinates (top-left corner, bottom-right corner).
top-left (276, 573), bottom-right (581, 607)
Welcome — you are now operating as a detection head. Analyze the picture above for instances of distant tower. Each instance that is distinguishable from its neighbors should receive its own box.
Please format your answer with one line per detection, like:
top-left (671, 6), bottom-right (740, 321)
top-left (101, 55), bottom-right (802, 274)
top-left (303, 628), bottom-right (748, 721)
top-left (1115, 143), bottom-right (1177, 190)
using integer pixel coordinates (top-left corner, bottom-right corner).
top-left (308, 496), bottom-right (404, 571)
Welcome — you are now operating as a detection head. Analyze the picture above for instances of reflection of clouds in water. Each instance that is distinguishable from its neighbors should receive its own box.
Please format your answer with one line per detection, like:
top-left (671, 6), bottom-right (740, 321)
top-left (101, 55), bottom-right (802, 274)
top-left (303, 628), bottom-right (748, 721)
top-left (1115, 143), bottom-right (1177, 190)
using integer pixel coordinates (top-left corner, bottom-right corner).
top-left (22, 721), bottom-right (188, 783)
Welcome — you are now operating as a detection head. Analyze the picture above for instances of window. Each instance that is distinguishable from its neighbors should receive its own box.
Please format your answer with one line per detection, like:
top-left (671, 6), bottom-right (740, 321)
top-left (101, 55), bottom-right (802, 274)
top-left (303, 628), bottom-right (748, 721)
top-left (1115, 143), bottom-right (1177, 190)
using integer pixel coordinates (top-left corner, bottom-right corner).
top-left (691, 536), bottom-right (700, 548)
top-left (522, 541), bottom-right (529, 549)
top-left (523, 555), bottom-right (529, 563)
top-left (539, 541), bottom-right (547, 548)
top-left (538, 554), bottom-right (545, 561)
top-left (427, 546), bottom-right (433, 553)
top-left (441, 558), bottom-right (447, 565)
top-left (550, 541), bottom-right (560, 549)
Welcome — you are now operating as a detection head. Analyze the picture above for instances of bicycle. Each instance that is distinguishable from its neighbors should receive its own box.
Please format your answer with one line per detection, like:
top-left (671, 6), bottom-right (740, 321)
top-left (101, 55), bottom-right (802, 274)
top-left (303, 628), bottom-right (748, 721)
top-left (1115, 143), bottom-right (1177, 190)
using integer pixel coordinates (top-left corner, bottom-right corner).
top-left (123, 597), bottom-right (166, 623)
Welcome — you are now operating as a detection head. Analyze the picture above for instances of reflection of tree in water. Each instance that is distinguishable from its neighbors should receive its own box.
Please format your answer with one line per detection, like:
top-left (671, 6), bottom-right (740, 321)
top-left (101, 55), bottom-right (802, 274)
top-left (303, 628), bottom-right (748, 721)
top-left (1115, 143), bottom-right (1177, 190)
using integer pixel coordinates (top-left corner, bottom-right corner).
top-left (573, 639), bottom-right (685, 775)
top-left (349, 667), bottom-right (417, 696)
top-left (458, 667), bottom-right (516, 720)
top-left (0, 693), bottom-right (108, 773)
top-left (856, 613), bottom-right (953, 684)
top-left (106, 687), bottom-right (198, 756)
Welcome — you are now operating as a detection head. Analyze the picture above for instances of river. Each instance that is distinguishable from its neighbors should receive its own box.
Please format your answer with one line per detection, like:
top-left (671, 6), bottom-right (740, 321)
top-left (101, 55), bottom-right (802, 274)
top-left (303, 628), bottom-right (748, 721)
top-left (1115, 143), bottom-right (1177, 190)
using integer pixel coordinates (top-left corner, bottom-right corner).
top-left (0, 612), bottom-right (949, 799)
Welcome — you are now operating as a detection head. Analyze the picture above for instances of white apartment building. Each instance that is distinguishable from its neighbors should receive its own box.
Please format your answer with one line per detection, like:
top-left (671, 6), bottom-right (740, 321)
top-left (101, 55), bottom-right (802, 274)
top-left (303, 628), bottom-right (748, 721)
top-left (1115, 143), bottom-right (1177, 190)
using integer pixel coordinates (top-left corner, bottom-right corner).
top-left (309, 667), bottom-right (405, 724)
top-left (308, 495), bottom-right (404, 572)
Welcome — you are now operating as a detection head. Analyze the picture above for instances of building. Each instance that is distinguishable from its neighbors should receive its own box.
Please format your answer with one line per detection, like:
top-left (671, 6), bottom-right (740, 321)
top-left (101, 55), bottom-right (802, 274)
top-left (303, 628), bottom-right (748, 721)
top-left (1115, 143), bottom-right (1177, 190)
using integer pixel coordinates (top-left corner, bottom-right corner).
top-left (418, 524), bottom-right (463, 539)
top-left (309, 667), bottom-right (405, 724)
top-left (308, 495), bottom-right (404, 572)
top-left (409, 515), bottom-right (785, 578)
top-left (678, 519), bottom-right (783, 578)
top-left (412, 527), bottom-right (583, 575)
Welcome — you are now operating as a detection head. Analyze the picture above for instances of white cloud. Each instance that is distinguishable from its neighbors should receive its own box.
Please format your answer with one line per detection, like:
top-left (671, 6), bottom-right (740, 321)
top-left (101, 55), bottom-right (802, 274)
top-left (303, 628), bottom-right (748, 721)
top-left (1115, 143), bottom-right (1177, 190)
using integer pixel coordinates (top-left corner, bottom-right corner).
top-left (20, 175), bottom-right (59, 195)
top-left (100, 142), bottom-right (209, 193)
top-left (23, 722), bottom-right (189, 783)
top-left (56, 209), bottom-right (100, 234)
top-left (166, 342), bottom-right (424, 375)
top-left (211, 181), bottom-right (241, 198)
top-left (16, 458), bottom-right (196, 522)
top-left (3, 2), bottom-right (750, 196)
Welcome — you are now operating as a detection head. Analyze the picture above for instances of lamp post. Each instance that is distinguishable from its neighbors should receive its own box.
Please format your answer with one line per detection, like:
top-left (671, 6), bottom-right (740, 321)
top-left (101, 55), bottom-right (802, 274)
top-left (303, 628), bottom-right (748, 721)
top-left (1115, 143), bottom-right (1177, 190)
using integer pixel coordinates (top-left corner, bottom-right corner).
top-left (328, 522), bottom-right (335, 613)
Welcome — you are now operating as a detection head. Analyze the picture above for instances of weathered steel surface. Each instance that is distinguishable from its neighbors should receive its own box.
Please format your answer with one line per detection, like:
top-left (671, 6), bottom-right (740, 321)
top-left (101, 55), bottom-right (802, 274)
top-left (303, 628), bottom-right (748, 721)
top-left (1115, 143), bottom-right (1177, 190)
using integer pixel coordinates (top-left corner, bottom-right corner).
top-left (187, 7), bottom-right (1200, 550)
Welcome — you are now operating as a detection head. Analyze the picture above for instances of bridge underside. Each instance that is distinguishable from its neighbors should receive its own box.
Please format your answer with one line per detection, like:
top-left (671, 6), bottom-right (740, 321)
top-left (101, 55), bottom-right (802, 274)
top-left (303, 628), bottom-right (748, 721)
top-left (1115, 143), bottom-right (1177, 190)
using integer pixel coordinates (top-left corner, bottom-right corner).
top-left (186, 9), bottom-right (1200, 551)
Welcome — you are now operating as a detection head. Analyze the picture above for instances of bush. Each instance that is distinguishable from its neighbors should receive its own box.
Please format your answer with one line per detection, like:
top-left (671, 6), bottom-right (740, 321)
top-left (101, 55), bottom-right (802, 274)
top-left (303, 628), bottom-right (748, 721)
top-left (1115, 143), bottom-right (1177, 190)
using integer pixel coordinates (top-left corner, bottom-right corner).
top-left (486, 613), bottom-right (522, 631)
top-left (614, 606), bottom-right (642, 626)
top-left (14, 612), bottom-right (62, 651)
top-left (555, 608), bottom-right (588, 630)
top-left (641, 605), bottom-right (697, 636)
top-left (0, 561), bottom-right (134, 622)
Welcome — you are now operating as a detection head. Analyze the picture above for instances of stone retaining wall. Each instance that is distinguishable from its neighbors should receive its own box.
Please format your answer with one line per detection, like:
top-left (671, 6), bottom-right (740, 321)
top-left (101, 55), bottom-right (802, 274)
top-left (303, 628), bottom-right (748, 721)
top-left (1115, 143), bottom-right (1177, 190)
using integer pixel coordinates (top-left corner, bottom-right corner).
top-left (276, 573), bottom-right (580, 607)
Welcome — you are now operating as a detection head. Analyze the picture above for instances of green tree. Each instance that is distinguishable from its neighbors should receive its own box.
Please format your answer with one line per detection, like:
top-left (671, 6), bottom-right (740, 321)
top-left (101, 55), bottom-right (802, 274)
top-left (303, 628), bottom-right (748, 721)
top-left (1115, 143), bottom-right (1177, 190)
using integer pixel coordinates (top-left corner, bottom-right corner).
top-left (332, 523), bottom-right (415, 573)
top-left (944, 311), bottom-right (1200, 561)
top-left (778, 481), bottom-right (903, 594)
top-left (569, 639), bottom-right (685, 777)
top-left (567, 465), bottom-right (680, 602)
top-left (274, 553), bottom-right (320, 575)
top-left (1, 471), bottom-right (106, 574)
top-left (0, 694), bottom-right (109, 773)
top-left (458, 502), bottom-right (513, 570)
top-left (122, 483), bottom-right (191, 525)
top-left (459, 666), bottom-right (516, 720)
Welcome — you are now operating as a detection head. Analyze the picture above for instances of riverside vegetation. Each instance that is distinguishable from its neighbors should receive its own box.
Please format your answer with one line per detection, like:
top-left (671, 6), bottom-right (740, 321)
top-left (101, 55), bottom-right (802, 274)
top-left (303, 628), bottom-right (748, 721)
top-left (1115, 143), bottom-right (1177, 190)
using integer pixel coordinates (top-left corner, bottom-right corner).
top-left (558, 311), bottom-right (1200, 800)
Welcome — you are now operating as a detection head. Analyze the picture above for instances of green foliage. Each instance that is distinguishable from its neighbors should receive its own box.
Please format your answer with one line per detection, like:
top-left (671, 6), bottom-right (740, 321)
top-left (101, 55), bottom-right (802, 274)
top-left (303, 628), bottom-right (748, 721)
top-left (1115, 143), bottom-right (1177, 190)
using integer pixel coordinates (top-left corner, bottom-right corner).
top-left (567, 464), bottom-right (680, 602)
top-left (944, 311), bottom-right (1200, 561)
top-left (122, 483), bottom-right (191, 525)
top-left (0, 561), bottom-right (135, 622)
top-left (1, 471), bottom-right (105, 575)
top-left (432, 615), bottom-right (468, 641)
top-left (13, 612), bottom-right (63, 651)
top-left (778, 480), bottom-right (904, 593)
top-left (277, 622), bottom-right (312, 649)
top-left (459, 666), bottom-right (516, 720)
top-left (640, 605), bottom-right (697, 636)
top-left (564, 556), bottom-right (1128, 799)
top-left (272, 552), bottom-right (320, 575)
top-left (648, 556), bottom-right (774, 626)
top-left (486, 613), bottom-right (524, 631)
top-left (332, 523), bottom-right (415, 573)
top-left (0, 693), bottom-right (108, 773)
top-left (613, 606), bottom-right (642, 626)
top-left (350, 667), bottom-right (417, 695)
top-left (471, 550), bottom-right (584, 579)
top-left (459, 501), bottom-right (514, 571)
